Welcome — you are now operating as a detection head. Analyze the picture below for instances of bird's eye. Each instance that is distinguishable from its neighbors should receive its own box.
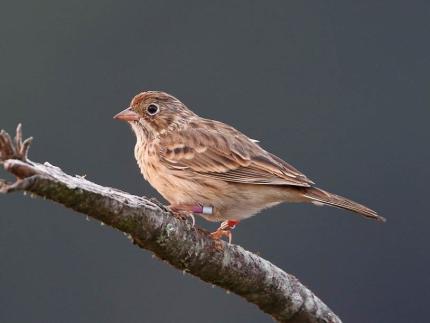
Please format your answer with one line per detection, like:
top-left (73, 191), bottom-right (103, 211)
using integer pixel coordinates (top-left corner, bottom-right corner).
top-left (147, 104), bottom-right (159, 115)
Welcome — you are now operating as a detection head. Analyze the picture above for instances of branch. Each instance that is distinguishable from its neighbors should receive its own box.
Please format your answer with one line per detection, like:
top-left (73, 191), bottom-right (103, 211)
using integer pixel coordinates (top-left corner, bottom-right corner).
top-left (0, 125), bottom-right (341, 323)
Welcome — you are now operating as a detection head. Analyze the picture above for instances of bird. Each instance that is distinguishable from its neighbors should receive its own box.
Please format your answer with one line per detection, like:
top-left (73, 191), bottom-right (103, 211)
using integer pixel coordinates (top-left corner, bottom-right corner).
top-left (114, 91), bottom-right (385, 243)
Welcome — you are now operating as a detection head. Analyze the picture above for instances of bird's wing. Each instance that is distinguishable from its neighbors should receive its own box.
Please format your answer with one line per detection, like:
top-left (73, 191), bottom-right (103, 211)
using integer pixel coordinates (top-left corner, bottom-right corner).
top-left (158, 120), bottom-right (314, 187)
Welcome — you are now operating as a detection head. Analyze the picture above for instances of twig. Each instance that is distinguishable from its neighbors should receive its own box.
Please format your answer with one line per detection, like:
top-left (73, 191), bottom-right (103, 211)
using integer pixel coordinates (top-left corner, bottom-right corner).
top-left (0, 124), bottom-right (341, 323)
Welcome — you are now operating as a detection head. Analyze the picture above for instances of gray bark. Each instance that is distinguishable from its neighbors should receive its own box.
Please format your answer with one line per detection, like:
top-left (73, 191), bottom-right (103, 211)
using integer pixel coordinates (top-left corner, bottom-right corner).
top-left (0, 125), bottom-right (341, 323)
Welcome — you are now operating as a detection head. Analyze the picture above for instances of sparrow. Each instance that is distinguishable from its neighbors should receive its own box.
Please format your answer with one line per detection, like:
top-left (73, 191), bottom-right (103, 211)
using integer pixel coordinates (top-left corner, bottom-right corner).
top-left (114, 91), bottom-right (385, 243)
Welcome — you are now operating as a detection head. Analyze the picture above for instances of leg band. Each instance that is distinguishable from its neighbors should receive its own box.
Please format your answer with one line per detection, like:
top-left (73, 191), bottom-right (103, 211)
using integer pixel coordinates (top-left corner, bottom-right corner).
top-left (191, 205), bottom-right (213, 215)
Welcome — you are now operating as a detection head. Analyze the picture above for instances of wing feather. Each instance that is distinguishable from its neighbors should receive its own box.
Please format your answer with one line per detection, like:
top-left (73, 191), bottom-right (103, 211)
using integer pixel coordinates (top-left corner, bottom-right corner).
top-left (159, 121), bottom-right (314, 187)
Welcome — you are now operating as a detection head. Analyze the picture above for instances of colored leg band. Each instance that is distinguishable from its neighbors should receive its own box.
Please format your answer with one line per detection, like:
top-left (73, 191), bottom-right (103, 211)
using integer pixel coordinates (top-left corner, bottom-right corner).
top-left (192, 205), bottom-right (214, 215)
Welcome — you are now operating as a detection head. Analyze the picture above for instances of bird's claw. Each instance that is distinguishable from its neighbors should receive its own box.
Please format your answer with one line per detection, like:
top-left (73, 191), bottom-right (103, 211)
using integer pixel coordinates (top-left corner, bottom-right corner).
top-left (210, 220), bottom-right (239, 244)
top-left (210, 229), bottom-right (232, 244)
top-left (169, 206), bottom-right (196, 227)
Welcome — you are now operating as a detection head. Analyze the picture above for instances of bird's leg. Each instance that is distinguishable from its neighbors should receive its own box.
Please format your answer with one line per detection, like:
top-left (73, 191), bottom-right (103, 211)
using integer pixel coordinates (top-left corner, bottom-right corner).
top-left (168, 204), bottom-right (214, 227)
top-left (169, 204), bottom-right (196, 226)
top-left (210, 220), bottom-right (239, 244)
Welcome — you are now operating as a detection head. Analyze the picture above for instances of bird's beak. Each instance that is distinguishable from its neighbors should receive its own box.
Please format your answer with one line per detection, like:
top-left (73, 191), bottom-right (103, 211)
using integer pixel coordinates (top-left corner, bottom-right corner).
top-left (113, 107), bottom-right (140, 122)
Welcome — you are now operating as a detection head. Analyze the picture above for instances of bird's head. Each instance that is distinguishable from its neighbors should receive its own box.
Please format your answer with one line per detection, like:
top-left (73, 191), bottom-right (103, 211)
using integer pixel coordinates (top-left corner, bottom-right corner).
top-left (114, 91), bottom-right (195, 140)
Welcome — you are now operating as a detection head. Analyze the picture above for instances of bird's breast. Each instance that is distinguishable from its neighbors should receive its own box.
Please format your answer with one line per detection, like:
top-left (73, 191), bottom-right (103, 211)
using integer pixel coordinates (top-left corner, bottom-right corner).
top-left (134, 141), bottom-right (160, 182)
top-left (133, 140), bottom-right (223, 206)
top-left (134, 141), bottom-right (187, 202)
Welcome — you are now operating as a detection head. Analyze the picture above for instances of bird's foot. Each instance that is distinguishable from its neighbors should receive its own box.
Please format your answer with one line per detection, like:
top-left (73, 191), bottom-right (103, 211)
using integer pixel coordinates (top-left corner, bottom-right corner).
top-left (169, 205), bottom-right (196, 227)
top-left (210, 220), bottom-right (239, 244)
top-left (169, 203), bottom-right (212, 227)
top-left (169, 203), bottom-right (215, 227)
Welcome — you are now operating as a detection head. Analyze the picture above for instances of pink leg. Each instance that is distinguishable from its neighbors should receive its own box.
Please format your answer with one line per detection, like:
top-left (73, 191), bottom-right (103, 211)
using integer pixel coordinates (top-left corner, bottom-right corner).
top-left (211, 220), bottom-right (240, 244)
top-left (169, 204), bottom-right (214, 227)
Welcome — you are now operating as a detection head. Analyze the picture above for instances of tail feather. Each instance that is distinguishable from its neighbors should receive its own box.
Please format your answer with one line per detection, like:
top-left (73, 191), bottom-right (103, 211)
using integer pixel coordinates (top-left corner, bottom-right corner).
top-left (303, 187), bottom-right (386, 222)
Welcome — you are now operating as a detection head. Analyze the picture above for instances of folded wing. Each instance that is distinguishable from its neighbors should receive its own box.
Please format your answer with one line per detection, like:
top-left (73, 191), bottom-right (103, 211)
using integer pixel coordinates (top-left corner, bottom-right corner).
top-left (159, 120), bottom-right (314, 187)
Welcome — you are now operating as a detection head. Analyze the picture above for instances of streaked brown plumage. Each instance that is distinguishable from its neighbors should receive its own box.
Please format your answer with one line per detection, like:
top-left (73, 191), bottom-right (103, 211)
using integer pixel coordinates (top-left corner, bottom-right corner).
top-left (115, 91), bottom-right (385, 240)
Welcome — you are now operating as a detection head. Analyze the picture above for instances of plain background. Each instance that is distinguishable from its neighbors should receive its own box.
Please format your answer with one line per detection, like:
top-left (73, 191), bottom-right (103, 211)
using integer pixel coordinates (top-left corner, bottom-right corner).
top-left (0, 1), bottom-right (428, 322)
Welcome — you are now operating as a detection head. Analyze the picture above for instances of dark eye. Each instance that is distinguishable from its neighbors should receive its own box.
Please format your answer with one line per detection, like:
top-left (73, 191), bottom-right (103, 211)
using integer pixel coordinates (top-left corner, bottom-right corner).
top-left (147, 104), bottom-right (159, 115)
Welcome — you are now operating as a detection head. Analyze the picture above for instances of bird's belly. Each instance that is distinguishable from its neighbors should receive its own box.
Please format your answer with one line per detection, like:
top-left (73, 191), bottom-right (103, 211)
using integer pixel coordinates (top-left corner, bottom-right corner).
top-left (137, 153), bottom-right (296, 222)
top-left (138, 157), bottom-right (226, 208)
top-left (139, 164), bottom-right (259, 221)
top-left (202, 184), bottom-right (286, 222)
top-left (149, 172), bottom-right (215, 205)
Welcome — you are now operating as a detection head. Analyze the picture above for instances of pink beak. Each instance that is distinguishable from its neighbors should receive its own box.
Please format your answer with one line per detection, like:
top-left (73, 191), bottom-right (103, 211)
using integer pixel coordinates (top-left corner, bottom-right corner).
top-left (113, 107), bottom-right (140, 122)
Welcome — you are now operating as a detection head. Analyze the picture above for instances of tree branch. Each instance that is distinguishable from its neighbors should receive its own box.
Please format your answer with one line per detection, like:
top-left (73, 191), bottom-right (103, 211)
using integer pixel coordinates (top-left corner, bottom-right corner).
top-left (0, 125), bottom-right (341, 323)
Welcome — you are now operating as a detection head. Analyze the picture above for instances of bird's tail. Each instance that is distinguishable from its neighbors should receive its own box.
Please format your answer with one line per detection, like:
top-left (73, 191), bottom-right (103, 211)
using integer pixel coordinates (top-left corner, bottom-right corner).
top-left (302, 187), bottom-right (386, 222)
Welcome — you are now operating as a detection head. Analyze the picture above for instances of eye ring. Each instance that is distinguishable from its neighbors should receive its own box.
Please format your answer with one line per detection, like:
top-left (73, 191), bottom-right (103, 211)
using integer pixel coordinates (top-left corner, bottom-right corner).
top-left (147, 104), bottom-right (159, 115)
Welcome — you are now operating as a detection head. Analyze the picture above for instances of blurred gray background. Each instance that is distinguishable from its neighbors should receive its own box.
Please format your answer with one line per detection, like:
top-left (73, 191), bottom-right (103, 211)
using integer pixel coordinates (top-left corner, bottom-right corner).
top-left (0, 1), bottom-right (428, 322)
